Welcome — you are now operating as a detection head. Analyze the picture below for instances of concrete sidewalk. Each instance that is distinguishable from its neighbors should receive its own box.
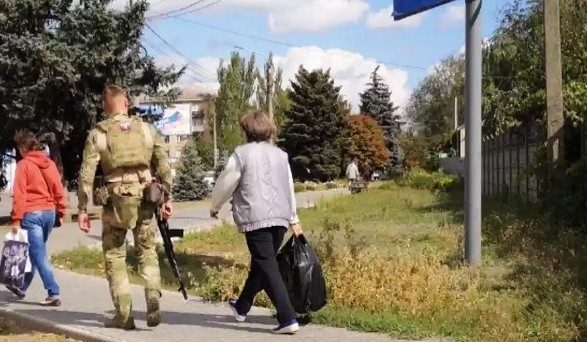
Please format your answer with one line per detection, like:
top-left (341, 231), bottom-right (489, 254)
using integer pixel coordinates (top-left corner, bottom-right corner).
top-left (0, 188), bottom-right (425, 341)
top-left (0, 270), bottom-right (405, 342)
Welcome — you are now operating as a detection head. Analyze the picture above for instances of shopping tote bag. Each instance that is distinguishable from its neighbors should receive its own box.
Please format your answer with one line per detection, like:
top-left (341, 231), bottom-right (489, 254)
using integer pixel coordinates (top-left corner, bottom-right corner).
top-left (0, 230), bottom-right (31, 289)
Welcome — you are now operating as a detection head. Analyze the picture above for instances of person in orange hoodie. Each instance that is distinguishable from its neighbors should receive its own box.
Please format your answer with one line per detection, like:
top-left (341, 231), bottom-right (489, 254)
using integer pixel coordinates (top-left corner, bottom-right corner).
top-left (6, 130), bottom-right (66, 306)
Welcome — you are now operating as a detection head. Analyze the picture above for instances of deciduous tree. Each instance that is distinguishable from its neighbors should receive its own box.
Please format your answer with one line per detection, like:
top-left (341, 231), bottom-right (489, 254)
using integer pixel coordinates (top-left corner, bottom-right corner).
top-left (404, 55), bottom-right (464, 153)
top-left (255, 53), bottom-right (290, 131)
top-left (0, 0), bottom-right (184, 187)
top-left (215, 51), bottom-right (257, 154)
top-left (348, 115), bottom-right (390, 177)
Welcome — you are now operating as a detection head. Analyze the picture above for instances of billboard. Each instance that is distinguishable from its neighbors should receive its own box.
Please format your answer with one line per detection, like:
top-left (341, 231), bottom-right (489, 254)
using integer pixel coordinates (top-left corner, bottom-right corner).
top-left (140, 103), bottom-right (192, 136)
top-left (392, 0), bottom-right (456, 20)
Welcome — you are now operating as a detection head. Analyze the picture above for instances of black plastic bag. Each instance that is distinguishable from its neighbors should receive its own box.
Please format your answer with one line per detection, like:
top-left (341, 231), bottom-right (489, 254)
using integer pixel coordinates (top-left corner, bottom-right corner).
top-left (277, 234), bottom-right (327, 315)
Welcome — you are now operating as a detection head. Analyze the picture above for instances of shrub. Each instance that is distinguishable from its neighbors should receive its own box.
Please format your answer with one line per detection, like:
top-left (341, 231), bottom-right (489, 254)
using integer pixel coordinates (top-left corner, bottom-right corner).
top-left (305, 181), bottom-right (318, 191)
top-left (293, 182), bottom-right (306, 193)
top-left (325, 181), bottom-right (338, 189)
top-left (398, 168), bottom-right (458, 192)
top-left (189, 218), bottom-right (559, 341)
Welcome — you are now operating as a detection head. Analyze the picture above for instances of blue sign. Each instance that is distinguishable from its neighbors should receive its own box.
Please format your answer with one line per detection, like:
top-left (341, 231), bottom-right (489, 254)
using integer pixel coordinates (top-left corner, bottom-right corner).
top-left (138, 104), bottom-right (164, 116)
top-left (393, 0), bottom-right (457, 20)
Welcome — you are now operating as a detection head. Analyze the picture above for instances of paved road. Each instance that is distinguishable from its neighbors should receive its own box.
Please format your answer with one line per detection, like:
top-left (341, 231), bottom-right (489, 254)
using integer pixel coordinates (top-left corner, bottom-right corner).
top-left (0, 188), bottom-right (433, 342)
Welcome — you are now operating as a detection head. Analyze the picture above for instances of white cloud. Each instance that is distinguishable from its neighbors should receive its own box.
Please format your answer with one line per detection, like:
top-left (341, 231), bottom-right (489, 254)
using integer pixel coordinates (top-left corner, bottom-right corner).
top-left (155, 46), bottom-right (411, 113)
top-left (274, 46), bottom-right (410, 112)
top-left (366, 5), bottom-right (426, 30)
top-left (267, 0), bottom-right (369, 34)
top-left (110, 0), bottom-right (369, 34)
top-left (439, 4), bottom-right (465, 28)
top-left (457, 37), bottom-right (493, 56)
top-left (155, 54), bottom-right (220, 92)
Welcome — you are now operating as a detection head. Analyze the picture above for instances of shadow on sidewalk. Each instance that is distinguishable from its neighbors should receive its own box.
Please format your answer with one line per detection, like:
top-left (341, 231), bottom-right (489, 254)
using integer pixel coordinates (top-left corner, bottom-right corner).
top-left (10, 307), bottom-right (278, 334)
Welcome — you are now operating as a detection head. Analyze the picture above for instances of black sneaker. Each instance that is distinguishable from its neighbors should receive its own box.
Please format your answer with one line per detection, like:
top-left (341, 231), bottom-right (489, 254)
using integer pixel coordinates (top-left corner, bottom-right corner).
top-left (5, 285), bottom-right (25, 299)
top-left (40, 296), bottom-right (61, 306)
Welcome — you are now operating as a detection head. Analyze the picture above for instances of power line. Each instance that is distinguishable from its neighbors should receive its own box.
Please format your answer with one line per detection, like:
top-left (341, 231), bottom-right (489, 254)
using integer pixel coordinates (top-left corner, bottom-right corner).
top-left (143, 38), bottom-right (212, 84)
top-left (144, 23), bottom-right (217, 83)
top-left (169, 17), bottom-right (429, 71)
top-left (147, 0), bottom-right (220, 20)
top-left (173, 17), bottom-right (296, 47)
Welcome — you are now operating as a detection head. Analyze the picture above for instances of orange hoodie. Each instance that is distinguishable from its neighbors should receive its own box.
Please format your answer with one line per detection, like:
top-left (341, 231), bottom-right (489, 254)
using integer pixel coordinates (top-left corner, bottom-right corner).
top-left (11, 151), bottom-right (67, 226)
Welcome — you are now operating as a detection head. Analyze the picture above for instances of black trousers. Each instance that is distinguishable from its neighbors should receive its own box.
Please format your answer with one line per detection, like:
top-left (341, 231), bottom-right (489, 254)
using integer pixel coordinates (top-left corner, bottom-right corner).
top-left (235, 226), bottom-right (296, 324)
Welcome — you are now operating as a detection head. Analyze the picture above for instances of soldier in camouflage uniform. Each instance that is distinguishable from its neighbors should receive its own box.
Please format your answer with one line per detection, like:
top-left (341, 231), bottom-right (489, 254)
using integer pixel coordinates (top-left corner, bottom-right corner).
top-left (77, 85), bottom-right (173, 330)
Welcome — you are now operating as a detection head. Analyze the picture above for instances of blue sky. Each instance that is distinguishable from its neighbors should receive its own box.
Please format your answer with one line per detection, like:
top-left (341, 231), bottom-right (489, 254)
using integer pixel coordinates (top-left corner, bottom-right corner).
top-left (131, 0), bottom-right (508, 110)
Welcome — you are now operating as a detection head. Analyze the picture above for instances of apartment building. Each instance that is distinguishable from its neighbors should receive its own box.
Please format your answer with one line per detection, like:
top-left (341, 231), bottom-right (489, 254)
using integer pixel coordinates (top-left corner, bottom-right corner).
top-left (138, 84), bottom-right (214, 174)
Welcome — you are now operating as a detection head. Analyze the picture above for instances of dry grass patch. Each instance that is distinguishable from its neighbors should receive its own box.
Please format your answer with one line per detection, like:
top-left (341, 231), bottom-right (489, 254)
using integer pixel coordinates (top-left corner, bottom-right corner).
top-left (0, 316), bottom-right (79, 342)
top-left (52, 179), bottom-right (584, 341)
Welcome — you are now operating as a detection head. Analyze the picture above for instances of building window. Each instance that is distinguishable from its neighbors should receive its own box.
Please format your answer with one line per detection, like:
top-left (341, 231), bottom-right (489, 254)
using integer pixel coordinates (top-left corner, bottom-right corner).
top-left (178, 134), bottom-right (191, 142)
top-left (191, 110), bottom-right (205, 119)
top-left (193, 118), bottom-right (204, 127)
top-left (176, 150), bottom-right (182, 158)
top-left (164, 135), bottom-right (170, 144)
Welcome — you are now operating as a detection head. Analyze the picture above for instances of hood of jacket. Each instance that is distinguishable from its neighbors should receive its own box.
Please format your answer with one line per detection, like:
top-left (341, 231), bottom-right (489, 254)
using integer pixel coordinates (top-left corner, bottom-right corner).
top-left (23, 151), bottom-right (51, 169)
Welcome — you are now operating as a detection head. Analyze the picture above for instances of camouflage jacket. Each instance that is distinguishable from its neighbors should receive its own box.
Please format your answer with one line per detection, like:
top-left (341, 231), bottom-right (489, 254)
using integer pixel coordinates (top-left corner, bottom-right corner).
top-left (77, 113), bottom-right (172, 212)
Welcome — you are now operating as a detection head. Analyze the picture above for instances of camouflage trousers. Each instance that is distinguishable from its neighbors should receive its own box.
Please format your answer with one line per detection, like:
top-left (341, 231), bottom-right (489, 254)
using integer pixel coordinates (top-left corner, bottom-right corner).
top-left (102, 202), bottom-right (161, 321)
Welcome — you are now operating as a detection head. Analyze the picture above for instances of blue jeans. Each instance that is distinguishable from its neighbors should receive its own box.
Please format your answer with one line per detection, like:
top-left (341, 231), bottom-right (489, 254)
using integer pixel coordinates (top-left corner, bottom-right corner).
top-left (20, 210), bottom-right (60, 297)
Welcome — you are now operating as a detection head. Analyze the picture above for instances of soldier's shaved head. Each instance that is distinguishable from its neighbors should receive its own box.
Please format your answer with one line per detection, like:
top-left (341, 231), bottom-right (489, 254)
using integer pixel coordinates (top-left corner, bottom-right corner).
top-left (102, 85), bottom-right (128, 115)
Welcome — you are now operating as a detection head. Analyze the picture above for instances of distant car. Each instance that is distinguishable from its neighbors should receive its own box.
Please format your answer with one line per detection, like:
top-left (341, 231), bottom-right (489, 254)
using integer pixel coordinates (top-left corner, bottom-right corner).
top-left (371, 171), bottom-right (381, 181)
top-left (203, 171), bottom-right (216, 189)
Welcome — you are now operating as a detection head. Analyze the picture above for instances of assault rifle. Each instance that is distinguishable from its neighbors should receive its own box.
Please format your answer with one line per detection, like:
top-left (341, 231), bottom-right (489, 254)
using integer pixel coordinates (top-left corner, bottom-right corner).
top-left (147, 182), bottom-right (188, 301)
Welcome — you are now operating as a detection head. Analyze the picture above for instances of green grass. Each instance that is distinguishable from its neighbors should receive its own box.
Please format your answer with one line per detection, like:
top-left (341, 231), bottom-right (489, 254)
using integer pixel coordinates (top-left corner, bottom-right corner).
top-left (52, 176), bottom-right (587, 342)
top-left (0, 316), bottom-right (79, 341)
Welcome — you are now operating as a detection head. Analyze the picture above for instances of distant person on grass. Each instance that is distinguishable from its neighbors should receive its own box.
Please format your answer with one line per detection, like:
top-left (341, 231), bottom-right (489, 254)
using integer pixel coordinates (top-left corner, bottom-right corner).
top-left (346, 157), bottom-right (360, 185)
top-left (7, 130), bottom-right (66, 306)
top-left (210, 109), bottom-right (303, 335)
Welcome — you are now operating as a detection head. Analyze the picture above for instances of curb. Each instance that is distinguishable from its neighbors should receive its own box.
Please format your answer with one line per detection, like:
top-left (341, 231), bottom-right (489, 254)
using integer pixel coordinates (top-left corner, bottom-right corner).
top-left (1, 307), bottom-right (120, 342)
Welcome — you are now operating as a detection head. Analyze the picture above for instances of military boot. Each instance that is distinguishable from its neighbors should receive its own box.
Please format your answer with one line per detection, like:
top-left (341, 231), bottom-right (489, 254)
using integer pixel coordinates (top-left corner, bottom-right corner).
top-left (104, 314), bottom-right (136, 330)
top-left (146, 289), bottom-right (162, 327)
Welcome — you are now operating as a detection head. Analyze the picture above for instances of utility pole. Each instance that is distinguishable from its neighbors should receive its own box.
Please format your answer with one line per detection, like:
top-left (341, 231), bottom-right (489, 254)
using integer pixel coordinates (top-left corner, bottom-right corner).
top-left (464, 0), bottom-right (482, 266)
top-left (454, 96), bottom-right (458, 130)
top-left (129, 0), bottom-right (140, 111)
top-left (544, 0), bottom-right (565, 187)
top-left (266, 62), bottom-right (274, 121)
top-left (213, 105), bottom-right (218, 169)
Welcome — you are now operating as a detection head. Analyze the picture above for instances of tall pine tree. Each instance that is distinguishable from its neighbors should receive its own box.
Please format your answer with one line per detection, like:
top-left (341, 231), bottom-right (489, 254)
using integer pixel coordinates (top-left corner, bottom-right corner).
top-left (280, 67), bottom-right (350, 182)
top-left (359, 66), bottom-right (405, 176)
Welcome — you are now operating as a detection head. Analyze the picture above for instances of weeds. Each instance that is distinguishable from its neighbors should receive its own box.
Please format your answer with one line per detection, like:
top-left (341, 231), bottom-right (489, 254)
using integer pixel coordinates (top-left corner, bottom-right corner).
top-left (52, 169), bottom-right (587, 341)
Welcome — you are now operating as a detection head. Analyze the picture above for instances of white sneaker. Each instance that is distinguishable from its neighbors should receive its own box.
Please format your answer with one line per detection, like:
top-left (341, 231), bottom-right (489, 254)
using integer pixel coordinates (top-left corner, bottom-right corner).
top-left (272, 320), bottom-right (299, 334)
top-left (227, 299), bottom-right (246, 322)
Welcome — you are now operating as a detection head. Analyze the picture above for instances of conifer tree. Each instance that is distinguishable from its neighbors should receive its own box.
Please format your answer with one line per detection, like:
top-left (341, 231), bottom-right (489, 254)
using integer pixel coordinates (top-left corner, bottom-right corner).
top-left (280, 67), bottom-right (350, 182)
top-left (359, 66), bottom-right (405, 176)
top-left (172, 139), bottom-right (210, 201)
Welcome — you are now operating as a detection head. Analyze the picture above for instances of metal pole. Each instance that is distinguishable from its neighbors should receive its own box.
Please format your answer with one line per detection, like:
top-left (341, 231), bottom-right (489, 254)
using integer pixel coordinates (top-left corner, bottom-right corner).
top-left (129, 0), bottom-right (140, 111)
top-left (267, 63), bottom-right (274, 120)
top-left (464, 0), bottom-right (482, 265)
top-left (544, 0), bottom-right (565, 187)
top-left (213, 107), bottom-right (218, 168)
top-left (454, 96), bottom-right (458, 130)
